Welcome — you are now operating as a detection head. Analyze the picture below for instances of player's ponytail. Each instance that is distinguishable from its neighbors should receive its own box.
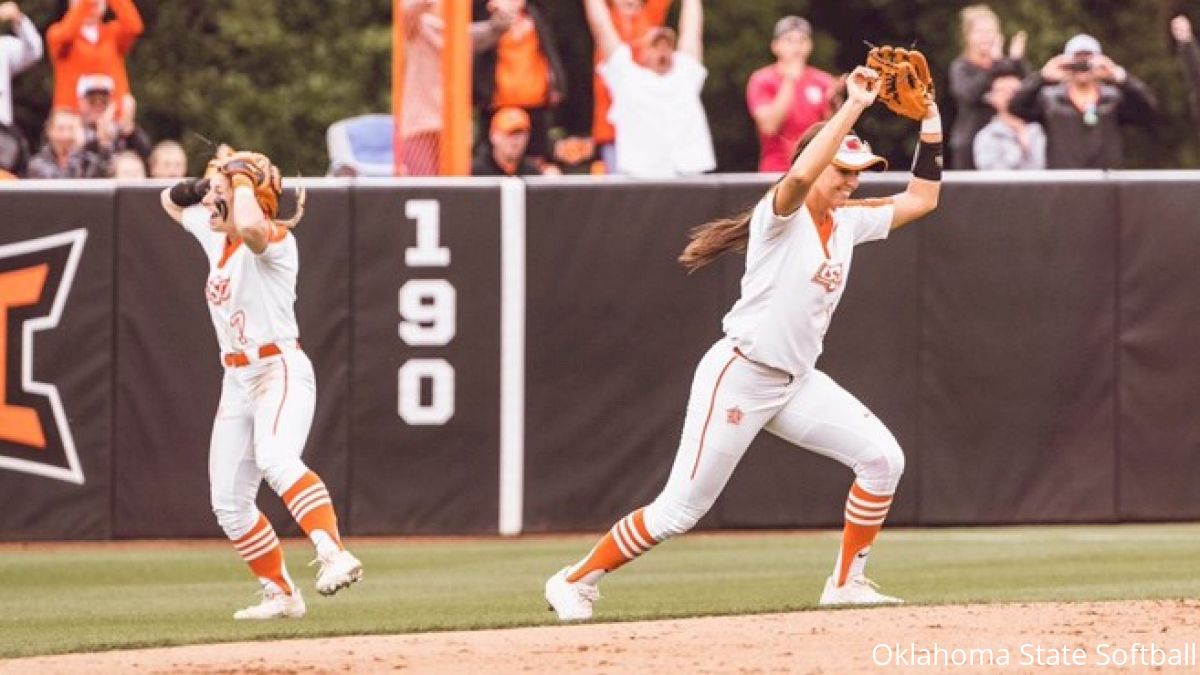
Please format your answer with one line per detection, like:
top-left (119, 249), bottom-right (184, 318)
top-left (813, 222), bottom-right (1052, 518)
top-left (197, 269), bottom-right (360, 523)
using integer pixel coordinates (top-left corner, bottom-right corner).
top-left (680, 123), bottom-right (828, 273)
top-left (678, 211), bottom-right (752, 272)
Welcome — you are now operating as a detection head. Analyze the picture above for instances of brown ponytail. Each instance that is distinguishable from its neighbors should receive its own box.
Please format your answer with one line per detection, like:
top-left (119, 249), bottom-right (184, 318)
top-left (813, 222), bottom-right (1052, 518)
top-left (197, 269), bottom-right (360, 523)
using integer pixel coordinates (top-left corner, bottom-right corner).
top-left (679, 122), bottom-right (830, 273)
top-left (678, 210), bottom-right (753, 272)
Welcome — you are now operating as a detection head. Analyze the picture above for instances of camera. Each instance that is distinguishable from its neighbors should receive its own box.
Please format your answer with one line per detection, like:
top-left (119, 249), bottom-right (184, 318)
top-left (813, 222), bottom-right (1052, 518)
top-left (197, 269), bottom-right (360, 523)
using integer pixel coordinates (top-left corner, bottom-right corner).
top-left (1063, 59), bottom-right (1093, 73)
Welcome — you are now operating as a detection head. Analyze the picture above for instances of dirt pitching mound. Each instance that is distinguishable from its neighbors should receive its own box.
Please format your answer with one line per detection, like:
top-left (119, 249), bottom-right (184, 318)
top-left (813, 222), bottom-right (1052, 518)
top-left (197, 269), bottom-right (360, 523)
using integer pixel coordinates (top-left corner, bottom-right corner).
top-left (3, 600), bottom-right (1197, 674)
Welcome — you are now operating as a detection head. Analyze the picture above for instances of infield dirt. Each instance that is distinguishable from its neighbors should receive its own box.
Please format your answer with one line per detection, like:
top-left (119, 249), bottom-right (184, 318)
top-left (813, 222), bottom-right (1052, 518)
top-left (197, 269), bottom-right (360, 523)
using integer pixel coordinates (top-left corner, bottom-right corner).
top-left (3, 599), bottom-right (1197, 674)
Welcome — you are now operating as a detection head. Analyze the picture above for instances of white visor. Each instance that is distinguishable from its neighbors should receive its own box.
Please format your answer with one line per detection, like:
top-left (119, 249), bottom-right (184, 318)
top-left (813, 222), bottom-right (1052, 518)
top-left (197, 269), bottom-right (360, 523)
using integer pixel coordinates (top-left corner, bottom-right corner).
top-left (832, 135), bottom-right (888, 172)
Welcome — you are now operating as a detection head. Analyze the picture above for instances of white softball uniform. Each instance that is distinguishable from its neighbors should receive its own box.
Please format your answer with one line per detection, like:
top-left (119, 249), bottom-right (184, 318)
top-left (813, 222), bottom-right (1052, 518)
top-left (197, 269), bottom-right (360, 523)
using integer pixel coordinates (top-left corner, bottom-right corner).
top-left (181, 206), bottom-right (316, 540)
top-left (642, 191), bottom-right (905, 541)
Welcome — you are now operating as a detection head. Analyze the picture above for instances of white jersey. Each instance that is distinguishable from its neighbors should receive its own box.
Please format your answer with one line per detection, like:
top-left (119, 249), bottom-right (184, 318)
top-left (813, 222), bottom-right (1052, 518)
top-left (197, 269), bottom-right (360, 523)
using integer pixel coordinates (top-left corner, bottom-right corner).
top-left (722, 189), bottom-right (893, 376)
top-left (181, 206), bottom-right (300, 355)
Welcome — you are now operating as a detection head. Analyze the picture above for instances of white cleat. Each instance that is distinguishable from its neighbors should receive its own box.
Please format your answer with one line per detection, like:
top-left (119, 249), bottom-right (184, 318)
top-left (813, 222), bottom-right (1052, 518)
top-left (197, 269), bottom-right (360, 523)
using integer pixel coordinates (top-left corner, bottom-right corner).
top-left (544, 566), bottom-right (600, 621)
top-left (313, 549), bottom-right (364, 596)
top-left (819, 575), bottom-right (903, 606)
top-left (233, 587), bottom-right (306, 620)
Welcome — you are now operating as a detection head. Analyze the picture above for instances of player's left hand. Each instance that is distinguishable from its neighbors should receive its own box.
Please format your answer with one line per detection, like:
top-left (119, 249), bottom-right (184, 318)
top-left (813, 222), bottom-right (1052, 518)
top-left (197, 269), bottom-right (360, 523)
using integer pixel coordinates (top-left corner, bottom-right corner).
top-left (866, 45), bottom-right (935, 121)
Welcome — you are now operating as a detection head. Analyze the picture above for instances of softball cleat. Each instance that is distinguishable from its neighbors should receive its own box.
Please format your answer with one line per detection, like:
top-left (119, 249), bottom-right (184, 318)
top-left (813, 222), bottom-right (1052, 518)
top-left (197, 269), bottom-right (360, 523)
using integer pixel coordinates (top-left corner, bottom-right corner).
top-left (233, 587), bottom-right (306, 620)
top-left (313, 549), bottom-right (364, 596)
top-left (544, 566), bottom-right (601, 621)
top-left (819, 575), bottom-right (903, 606)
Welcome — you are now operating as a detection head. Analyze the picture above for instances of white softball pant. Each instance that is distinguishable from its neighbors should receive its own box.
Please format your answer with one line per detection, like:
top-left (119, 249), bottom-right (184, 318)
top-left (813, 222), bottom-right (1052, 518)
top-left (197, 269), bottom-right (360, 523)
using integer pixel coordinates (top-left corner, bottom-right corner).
top-left (643, 338), bottom-right (905, 541)
top-left (209, 348), bottom-right (316, 540)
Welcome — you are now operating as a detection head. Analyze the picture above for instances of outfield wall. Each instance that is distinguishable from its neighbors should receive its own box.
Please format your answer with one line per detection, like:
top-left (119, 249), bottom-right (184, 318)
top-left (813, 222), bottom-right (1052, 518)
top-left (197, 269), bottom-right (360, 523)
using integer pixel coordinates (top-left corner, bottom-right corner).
top-left (0, 173), bottom-right (1198, 539)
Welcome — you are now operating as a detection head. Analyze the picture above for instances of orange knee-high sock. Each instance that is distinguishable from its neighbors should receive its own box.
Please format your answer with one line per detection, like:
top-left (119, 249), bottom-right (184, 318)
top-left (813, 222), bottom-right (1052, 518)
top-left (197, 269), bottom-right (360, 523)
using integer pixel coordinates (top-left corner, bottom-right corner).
top-left (834, 482), bottom-right (894, 587)
top-left (282, 471), bottom-right (343, 550)
top-left (566, 508), bottom-right (659, 584)
top-left (234, 513), bottom-right (295, 595)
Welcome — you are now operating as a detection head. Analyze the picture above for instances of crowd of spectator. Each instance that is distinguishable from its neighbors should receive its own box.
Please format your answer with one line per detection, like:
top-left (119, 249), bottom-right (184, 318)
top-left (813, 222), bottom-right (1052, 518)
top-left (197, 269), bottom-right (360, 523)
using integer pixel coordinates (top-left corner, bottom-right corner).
top-left (2, 0), bottom-right (1199, 181)
top-left (1, 0), bottom-right (189, 181)
top-left (425, 0), bottom-right (1179, 177)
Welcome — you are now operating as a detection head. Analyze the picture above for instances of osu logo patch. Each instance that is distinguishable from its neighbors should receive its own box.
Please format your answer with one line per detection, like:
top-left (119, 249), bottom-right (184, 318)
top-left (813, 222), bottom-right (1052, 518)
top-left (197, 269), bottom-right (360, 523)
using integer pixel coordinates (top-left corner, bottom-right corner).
top-left (0, 229), bottom-right (87, 484)
top-left (726, 406), bottom-right (744, 426)
top-left (811, 260), bottom-right (844, 292)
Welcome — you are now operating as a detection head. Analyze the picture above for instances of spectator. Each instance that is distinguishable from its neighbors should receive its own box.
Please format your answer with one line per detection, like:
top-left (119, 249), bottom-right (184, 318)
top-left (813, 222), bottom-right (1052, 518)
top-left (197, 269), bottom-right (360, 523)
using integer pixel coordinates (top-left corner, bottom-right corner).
top-left (1171, 15), bottom-right (1200, 140)
top-left (147, 139), bottom-right (186, 178)
top-left (0, 1), bottom-right (43, 128)
top-left (326, 113), bottom-right (394, 177)
top-left (585, 0), bottom-right (714, 178)
top-left (947, 4), bottom-right (1027, 169)
top-left (473, 0), bottom-right (566, 170)
top-left (1009, 34), bottom-right (1157, 169)
top-left (399, 0), bottom-right (445, 176)
top-left (973, 69), bottom-right (1046, 170)
top-left (472, 105), bottom-right (558, 176)
top-left (592, 0), bottom-right (672, 172)
top-left (27, 108), bottom-right (110, 178)
top-left (47, 0), bottom-right (144, 114)
top-left (76, 74), bottom-right (151, 160)
top-left (110, 148), bottom-right (143, 178)
top-left (746, 16), bottom-right (835, 172)
top-left (0, 119), bottom-right (27, 176)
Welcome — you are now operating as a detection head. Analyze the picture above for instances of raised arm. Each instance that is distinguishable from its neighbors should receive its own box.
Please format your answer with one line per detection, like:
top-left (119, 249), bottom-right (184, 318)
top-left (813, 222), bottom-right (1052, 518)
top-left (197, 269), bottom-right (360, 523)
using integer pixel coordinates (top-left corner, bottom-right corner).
top-left (230, 180), bottom-right (271, 253)
top-left (677, 0), bottom-right (702, 62)
top-left (888, 103), bottom-right (942, 230)
top-left (583, 0), bottom-right (620, 60)
top-left (0, 7), bottom-right (43, 74)
top-left (773, 66), bottom-right (877, 216)
top-left (107, 0), bottom-right (144, 54)
top-left (46, 0), bottom-right (88, 61)
top-left (160, 178), bottom-right (209, 226)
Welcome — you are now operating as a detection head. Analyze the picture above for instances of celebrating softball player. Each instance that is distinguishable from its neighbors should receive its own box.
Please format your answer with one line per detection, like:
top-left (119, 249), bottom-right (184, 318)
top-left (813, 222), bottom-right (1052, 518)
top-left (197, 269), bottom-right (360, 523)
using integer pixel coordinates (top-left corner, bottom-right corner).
top-left (159, 147), bottom-right (362, 620)
top-left (546, 48), bottom-right (942, 620)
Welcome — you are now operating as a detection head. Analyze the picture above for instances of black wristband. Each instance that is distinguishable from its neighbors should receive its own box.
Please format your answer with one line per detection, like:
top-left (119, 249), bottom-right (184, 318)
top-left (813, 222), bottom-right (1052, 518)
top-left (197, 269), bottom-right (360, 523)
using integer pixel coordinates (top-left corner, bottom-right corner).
top-left (911, 140), bottom-right (943, 182)
top-left (168, 178), bottom-right (210, 208)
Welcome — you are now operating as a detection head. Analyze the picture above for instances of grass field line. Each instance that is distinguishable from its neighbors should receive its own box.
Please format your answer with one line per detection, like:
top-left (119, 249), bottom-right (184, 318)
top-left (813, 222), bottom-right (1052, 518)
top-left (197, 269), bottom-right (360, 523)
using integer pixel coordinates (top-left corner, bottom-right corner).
top-left (1, 523), bottom-right (1198, 659)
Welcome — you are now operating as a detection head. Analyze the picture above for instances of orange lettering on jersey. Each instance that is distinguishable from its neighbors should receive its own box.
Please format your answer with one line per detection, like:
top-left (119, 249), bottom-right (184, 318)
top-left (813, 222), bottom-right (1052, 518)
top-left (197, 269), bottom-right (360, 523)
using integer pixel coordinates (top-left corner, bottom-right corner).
top-left (811, 260), bottom-right (844, 293)
top-left (0, 264), bottom-right (49, 449)
top-left (206, 277), bottom-right (232, 305)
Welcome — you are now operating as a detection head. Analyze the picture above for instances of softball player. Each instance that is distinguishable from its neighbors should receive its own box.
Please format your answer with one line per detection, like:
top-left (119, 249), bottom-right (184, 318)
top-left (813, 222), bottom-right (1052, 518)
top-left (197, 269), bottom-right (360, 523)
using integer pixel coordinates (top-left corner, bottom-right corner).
top-left (159, 149), bottom-right (362, 620)
top-left (546, 65), bottom-right (943, 620)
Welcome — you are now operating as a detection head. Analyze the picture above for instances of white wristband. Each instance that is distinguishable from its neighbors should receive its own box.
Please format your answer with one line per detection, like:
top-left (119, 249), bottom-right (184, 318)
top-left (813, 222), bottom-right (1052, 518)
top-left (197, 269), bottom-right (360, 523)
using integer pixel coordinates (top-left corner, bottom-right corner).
top-left (920, 115), bottom-right (942, 135)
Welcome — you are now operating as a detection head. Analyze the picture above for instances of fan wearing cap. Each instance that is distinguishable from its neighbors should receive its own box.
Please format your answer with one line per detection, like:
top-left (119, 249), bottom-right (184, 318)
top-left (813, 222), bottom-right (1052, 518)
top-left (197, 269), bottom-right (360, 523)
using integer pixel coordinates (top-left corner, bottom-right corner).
top-left (472, 106), bottom-right (555, 176)
top-left (1008, 33), bottom-right (1157, 169)
top-left (745, 16), bottom-right (836, 172)
top-left (76, 73), bottom-right (151, 162)
top-left (584, 0), bottom-right (714, 178)
top-left (544, 65), bottom-right (943, 621)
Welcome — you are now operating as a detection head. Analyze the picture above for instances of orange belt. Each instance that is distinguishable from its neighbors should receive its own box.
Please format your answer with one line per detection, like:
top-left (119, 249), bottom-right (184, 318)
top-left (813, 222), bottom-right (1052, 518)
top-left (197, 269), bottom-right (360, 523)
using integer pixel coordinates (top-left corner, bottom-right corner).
top-left (223, 342), bottom-right (288, 368)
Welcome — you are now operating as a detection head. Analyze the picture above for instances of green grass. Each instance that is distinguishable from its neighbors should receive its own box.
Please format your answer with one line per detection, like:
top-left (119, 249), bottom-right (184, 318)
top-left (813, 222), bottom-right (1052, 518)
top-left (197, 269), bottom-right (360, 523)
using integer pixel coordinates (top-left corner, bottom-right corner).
top-left (2, 524), bottom-right (1200, 658)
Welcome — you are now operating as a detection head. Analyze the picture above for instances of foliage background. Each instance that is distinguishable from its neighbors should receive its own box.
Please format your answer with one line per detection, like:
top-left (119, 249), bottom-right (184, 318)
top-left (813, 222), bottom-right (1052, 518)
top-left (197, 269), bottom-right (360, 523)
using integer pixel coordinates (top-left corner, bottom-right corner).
top-left (9, 0), bottom-right (1200, 174)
